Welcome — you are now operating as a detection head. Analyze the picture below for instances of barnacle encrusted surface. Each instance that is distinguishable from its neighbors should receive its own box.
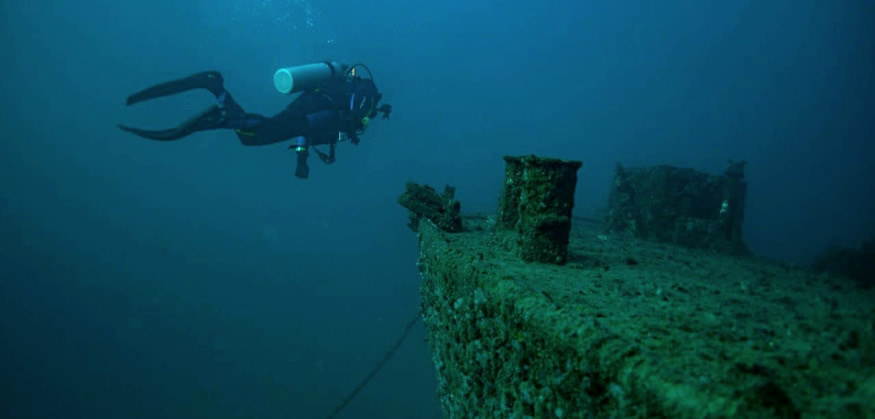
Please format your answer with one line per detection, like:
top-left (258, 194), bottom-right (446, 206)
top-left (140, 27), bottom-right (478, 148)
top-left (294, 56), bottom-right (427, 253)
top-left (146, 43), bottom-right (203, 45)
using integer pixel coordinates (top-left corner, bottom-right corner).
top-left (416, 215), bottom-right (875, 418)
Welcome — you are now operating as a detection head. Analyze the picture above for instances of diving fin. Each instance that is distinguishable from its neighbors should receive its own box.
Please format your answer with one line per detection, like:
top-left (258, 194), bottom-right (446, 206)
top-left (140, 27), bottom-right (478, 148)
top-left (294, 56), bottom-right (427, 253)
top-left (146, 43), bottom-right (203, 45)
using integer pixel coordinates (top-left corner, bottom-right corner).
top-left (125, 71), bottom-right (226, 106)
top-left (118, 124), bottom-right (184, 141)
top-left (119, 105), bottom-right (226, 141)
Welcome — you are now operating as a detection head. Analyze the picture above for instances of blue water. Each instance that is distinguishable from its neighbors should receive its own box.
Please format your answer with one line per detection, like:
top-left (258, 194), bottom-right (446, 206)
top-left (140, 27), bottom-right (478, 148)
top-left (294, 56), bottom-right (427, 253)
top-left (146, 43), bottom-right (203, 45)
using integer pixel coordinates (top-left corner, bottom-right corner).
top-left (1, 1), bottom-right (872, 417)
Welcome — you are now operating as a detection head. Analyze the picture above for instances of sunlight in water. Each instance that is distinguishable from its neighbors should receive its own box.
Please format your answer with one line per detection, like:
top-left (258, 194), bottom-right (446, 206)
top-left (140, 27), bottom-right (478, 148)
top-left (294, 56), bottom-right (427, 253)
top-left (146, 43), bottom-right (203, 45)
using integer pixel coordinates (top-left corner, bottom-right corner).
top-left (227, 0), bottom-right (335, 45)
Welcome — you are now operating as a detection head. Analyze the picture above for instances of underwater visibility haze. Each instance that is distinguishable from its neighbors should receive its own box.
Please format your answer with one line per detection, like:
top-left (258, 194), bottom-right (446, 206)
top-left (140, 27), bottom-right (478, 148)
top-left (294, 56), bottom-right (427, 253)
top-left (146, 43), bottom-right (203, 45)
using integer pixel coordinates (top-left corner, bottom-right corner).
top-left (1, 0), bottom-right (873, 417)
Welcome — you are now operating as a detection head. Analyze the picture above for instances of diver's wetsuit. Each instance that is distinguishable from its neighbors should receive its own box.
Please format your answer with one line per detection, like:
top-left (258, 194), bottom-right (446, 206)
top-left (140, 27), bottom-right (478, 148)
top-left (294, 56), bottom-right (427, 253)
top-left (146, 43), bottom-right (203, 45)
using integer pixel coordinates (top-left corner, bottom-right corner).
top-left (119, 70), bottom-right (391, 178)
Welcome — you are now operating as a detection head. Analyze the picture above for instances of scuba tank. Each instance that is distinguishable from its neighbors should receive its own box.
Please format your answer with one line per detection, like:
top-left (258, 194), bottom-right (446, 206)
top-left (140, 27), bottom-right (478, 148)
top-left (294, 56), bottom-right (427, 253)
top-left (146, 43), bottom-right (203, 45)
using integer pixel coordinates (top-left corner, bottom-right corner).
top-left (273, 61), bottom-right (349, 94)
top-left (274, 62), bottom-right (390, 140)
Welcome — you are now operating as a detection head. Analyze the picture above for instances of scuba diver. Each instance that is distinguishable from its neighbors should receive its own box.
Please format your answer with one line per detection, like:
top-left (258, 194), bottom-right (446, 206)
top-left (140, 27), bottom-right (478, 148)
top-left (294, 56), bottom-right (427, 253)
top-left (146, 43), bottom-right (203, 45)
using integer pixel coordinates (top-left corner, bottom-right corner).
top-left (119, 61), bottom-right (392, 179)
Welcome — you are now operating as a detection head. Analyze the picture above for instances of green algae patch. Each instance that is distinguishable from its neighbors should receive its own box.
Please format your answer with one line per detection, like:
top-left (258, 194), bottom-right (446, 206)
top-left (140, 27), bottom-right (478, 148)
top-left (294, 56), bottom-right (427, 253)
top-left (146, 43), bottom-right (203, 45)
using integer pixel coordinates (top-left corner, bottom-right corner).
top-left (415, 216), bottom-right (875, 418)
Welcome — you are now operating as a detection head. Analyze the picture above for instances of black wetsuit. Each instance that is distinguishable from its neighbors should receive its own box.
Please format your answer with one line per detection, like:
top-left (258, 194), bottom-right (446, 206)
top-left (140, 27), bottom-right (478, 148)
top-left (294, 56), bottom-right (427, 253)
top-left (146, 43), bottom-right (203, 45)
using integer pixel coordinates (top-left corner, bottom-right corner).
top-left (119, 70), bottom-right (391, 178)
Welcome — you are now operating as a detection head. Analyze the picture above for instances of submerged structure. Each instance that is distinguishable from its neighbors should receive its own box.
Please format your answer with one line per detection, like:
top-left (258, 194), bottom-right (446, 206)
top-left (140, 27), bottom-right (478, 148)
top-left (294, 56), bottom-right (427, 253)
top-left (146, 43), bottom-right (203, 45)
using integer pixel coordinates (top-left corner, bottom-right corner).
top-left (812, 240), bottom-right (875, 286)
top-left (604, 160), bottom-right (749, 255)
top-left (400, 155), bottom-right (875, 418)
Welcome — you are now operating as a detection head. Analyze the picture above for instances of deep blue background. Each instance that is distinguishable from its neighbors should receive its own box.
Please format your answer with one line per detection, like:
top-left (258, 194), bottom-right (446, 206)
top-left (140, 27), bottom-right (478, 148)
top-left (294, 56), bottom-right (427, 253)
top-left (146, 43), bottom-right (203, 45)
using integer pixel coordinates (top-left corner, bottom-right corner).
top-left (1, 1), bottom-right (873, 418)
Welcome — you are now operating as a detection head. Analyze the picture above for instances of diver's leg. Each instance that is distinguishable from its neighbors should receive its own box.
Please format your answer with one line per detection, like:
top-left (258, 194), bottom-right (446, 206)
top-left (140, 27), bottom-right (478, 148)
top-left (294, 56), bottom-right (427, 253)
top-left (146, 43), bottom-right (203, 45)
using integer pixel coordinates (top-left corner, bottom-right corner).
top-left (125, 71), bottom-right (226, 106)
top-left (233, 110), bottom-right (307, 147)
top-left (119, 76), bottom-right (249, 141)
top-left (229, 91), bottom-right (336, 147)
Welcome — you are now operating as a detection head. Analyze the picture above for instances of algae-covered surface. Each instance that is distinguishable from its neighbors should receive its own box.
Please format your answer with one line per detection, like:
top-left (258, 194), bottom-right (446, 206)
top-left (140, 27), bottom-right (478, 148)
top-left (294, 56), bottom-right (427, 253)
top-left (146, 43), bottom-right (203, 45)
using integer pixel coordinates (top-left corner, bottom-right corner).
top-left (416, 215), bottom-right (875, 418)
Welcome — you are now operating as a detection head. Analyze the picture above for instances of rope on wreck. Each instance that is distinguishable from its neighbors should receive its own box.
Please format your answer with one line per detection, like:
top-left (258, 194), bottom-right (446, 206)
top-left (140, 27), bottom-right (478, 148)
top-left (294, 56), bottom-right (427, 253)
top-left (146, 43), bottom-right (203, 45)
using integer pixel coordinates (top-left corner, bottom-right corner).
top-left (325, 311), bottom-right (422, 419)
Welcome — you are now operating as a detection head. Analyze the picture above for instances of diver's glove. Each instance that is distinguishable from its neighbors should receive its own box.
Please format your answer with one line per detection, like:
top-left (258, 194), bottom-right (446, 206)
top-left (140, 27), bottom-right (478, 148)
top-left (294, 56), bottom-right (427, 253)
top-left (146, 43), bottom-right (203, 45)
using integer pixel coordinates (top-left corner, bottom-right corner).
top-left (377, 104), bottom-right (392, 120)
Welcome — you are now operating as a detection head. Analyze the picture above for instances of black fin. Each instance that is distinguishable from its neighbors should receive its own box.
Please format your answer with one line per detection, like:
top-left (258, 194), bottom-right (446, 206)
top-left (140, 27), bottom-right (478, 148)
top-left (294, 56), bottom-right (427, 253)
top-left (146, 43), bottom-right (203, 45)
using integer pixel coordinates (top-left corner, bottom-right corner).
top-left (126, 71), bottom-right (225, 106)
top-left (118, 124), bottom-right (186, 141)
top-left (119, 105), bottom-right (225, 141)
